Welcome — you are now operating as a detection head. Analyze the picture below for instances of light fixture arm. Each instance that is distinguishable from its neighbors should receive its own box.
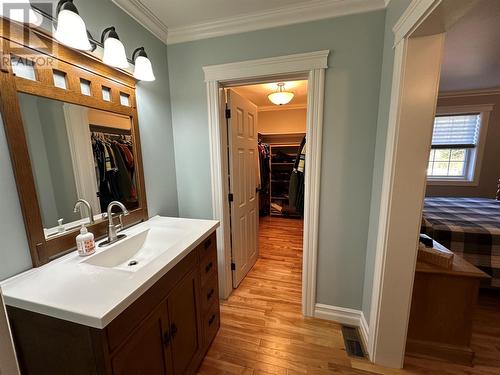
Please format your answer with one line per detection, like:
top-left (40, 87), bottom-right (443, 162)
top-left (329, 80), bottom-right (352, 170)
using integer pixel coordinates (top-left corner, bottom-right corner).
top-left (56, 0), bottom-right (78, 16)
top-left (132, 47), bottom-right (147, 61)
top-left (101, 26), bottom-right (118, 44)
top-left (87, 31), bottom-right (97, 52)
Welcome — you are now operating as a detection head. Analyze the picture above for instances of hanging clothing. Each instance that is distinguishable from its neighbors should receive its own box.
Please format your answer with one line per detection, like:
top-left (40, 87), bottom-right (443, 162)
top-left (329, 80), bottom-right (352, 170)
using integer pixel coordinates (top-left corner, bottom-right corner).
top-left (289, 136), bottom-right (306, 216)
top-left (91, 131), bottom-right (136, 211)
top-left (258, 141), bottom-right (271, 215)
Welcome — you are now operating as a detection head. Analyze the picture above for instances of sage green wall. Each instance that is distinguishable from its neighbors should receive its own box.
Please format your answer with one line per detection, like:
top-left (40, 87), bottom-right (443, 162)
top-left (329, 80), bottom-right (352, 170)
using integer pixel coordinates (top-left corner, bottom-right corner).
top-left (37, 98), bottom-right (80, 227)
top-left (18, 95), bottom-right (59, 226)
top-left (362, 0), bottom-right (413, 323)
top-left (168, 11), bottom-right (386, 309)
top-left (0, 0), bottom-right (178, 281)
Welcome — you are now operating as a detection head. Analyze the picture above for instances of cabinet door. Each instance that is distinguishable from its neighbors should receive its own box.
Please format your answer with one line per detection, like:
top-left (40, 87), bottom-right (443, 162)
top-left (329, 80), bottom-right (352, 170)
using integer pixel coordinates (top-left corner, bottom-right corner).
top-left (167, 270), bottom-right (201, 375)
top-left (111, 302), bottom-right (172, 375)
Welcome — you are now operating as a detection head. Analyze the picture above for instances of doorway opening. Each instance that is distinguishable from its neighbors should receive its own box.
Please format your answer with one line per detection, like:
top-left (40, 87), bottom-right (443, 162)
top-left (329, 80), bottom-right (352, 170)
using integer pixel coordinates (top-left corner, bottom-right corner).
top-left (368, 0), bottom-right (500, 369)
top-left (225, 81), bottom-right (307, 305)
top-left (404, 1), bottom-right (500, 370)
top-left (203, 50), bottom-right (328, 317)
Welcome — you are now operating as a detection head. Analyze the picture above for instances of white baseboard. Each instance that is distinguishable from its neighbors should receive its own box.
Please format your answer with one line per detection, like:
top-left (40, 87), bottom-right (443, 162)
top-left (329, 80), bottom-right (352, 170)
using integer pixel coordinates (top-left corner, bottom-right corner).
top-left (314, 303), bottom-right (361, 326)
top-left (360, 312), bottom-right (370, 358)
top-left (314, 303), bottom-right (371, 359)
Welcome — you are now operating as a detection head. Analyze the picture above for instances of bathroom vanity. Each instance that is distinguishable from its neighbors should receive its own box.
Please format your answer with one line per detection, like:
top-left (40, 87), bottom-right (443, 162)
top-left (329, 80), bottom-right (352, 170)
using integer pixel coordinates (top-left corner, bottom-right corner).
top-left (2, 217), bottom-right (220, 375)
top-left (0, 19), bottom-right (223, 374)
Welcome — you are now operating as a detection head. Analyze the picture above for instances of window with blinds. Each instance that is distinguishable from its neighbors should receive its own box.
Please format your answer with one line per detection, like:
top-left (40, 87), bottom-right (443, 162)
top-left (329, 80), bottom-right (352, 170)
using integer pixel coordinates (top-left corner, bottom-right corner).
top-left (431, 114), bottom-right (481, 149)
top-left (427, 113), bottom-right (482, 179)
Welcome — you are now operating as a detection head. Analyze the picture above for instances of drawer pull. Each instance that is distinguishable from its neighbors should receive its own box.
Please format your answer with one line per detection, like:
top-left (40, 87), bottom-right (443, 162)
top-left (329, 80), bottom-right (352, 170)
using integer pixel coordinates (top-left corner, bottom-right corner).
top-left (204, 239), bottom-right (212, 250)
top-left (207, 288), bottom-right (215, 300)
top-left (205, 262), bottom-right (213, 273)
top-left (170, 323), bottom-right (178, 338)
top-left (208, 314), bottom-right (216, 326)
top-left (163, 330), bottom-right (171, 346)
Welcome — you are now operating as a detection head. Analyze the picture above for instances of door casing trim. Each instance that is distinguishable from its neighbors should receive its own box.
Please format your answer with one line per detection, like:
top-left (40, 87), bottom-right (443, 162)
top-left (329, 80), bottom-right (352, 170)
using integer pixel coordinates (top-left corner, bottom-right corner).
top-left (368, 0), bottom-right (480, 367)
top-left (203, 50), bottom-right (329, 316)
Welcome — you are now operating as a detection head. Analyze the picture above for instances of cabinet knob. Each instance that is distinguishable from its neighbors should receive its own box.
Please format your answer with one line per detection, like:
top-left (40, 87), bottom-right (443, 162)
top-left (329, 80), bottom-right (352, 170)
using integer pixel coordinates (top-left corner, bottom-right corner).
top-left (170, 323), bottom-right (178, 338)
top-left (208, 314), bottom-right (215, 326)
top-left (205, 262), bottom-right (213, 273)
top-left (207, 288), bottom-right (215, 300)
top-left (163, 330), bottom-right (171, 346)
top-left (204, 239), bottom-right (212, 250)
top-left (208, 314), bottom-right (216, 326)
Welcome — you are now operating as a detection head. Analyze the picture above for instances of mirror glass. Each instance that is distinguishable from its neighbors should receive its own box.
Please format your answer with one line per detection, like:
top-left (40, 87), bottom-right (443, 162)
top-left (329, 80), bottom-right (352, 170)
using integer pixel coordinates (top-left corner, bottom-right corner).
top-left (18, 93), bottom-right (139, 239)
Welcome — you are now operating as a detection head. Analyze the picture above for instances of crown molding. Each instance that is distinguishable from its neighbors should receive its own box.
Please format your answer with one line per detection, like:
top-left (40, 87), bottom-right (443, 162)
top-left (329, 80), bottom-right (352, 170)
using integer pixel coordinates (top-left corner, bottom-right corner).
top-left (167, 0), bottom-right (386, 45)
top-left (111, 0), bottom-right (168, 43)
top-left (258, 104), bottom-right (308, 112)
top-left (439, 87), bottom-right (500, 99)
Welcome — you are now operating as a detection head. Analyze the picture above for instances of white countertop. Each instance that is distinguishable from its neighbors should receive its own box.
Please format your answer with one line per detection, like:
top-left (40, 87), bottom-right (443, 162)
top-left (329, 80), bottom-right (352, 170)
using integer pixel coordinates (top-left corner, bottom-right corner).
top-left (1, 216), bottom-right (219, 329)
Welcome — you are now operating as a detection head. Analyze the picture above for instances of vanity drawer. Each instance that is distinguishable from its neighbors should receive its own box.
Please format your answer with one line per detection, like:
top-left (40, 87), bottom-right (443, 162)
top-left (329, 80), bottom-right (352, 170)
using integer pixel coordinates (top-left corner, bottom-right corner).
top-left (199, 249), bottom-right (217, 287)
top-left (198, 232), bottom-right (217, 262)
top-left (201, 273), bottom-right (219, 313)
top-left (203, 301), bottom-right (220, 348)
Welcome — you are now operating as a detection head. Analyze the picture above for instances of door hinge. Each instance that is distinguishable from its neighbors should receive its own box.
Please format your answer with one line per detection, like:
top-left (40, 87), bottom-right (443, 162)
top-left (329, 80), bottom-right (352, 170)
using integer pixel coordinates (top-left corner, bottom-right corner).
top-left (231, 262), bottom-right (236, 271)
top-left (225, 108), bottom-right (231, 119)
top-left (228, 193), bottom-right (234, 202)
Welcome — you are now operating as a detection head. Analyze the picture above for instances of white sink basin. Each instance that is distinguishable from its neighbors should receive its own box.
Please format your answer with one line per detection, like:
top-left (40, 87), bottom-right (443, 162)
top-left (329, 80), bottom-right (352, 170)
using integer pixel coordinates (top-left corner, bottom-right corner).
top-left (83, 227), bottom-right (187, 272)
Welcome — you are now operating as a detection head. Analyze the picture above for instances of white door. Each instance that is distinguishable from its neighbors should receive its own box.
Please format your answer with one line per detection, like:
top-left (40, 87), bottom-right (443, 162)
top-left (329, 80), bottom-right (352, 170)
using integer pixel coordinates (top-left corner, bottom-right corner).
top-left (227, 89), bottom-right (259, 288)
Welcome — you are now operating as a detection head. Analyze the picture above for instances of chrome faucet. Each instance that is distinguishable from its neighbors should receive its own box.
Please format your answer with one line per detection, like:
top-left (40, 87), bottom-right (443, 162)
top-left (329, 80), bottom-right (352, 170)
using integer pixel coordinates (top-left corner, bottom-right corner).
top-left (73, 199), bottom-right (95, 225)
top-left (101, 201), bottom-right (129, 246)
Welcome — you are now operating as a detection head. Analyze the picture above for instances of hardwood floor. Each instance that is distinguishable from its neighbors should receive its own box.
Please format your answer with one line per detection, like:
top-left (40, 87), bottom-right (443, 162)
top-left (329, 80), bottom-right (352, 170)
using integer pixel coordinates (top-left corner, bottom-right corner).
top-left (197, 216), bottom-right (500, 374)
top-left (198, 216), bottom-right (371, 374)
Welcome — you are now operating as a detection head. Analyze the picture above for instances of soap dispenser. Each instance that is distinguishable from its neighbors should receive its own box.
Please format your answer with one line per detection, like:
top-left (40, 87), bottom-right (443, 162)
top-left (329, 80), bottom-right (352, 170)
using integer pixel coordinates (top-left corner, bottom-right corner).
top-left (76, 225), bottom-right (96, 257)
top-left (57, 218), bottom-right (65, 233)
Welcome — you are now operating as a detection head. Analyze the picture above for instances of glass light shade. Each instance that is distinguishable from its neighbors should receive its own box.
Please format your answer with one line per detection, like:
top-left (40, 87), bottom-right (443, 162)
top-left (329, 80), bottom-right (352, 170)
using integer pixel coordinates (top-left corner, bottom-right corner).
top-left (268, 91), bottom-right (294, 106)
top-left (103, 36), bottom-right (129, 69)
top-left (134, 55), bottom-right (155, 81)
top-left (0, 0), bottom-right (42, 25)
top-left (54, 8), bottom-right (92, 50)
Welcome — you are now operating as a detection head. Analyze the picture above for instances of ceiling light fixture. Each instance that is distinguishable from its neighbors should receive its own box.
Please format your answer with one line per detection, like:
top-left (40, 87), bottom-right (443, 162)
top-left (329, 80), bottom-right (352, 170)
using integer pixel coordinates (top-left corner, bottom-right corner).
top-left (54, 0), bottom-right (92, 51)
top-left (132, 47), bottom-right (155, 82)
top-left (268, 83), bottom-right (294, 106)
top-left (101, 26), bottom-right (129, 69)
top-left (0, 0), bottom-right (42, 25)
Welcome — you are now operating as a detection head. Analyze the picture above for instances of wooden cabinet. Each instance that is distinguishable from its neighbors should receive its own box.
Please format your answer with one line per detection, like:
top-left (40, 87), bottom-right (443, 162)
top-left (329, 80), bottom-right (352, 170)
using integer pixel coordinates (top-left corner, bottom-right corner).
top-left (111, 303), bottom-right (170, 375)
top-left (167, 269), bottom-right (201, 375)
top-left (7, 232), bottom-right (219, 375)
top-left (406, 253), bottom-right (489, 365)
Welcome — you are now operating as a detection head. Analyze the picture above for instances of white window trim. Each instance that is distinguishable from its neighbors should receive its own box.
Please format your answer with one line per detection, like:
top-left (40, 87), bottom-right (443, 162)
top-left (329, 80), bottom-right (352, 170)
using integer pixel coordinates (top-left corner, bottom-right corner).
top-left (427, 104), bottom-right (494, 186)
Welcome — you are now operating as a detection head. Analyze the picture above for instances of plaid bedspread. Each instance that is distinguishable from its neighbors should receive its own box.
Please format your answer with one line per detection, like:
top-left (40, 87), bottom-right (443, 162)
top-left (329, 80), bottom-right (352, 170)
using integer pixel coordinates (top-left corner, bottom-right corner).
top-left (421, 197), bottom-right (500, 288)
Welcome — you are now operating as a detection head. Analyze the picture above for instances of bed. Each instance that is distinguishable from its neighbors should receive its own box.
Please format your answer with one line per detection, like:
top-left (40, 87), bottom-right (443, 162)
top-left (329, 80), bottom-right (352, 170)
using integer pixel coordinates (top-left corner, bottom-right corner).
top-left (421, 197), bottom-right (500, 288)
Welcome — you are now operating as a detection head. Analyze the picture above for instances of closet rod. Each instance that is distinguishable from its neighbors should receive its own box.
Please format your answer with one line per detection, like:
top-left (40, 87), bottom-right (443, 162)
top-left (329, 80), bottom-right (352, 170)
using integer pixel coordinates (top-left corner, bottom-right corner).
top-left (89, 124), bottom-right (132, 136)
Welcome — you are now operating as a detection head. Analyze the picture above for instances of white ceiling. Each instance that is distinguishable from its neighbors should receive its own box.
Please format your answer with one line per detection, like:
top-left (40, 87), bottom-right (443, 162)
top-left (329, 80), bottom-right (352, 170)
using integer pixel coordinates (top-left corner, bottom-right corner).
top-left (233, 80), bottom-right (308, 109)
top-left (440, 0), bottom-right (500, 92)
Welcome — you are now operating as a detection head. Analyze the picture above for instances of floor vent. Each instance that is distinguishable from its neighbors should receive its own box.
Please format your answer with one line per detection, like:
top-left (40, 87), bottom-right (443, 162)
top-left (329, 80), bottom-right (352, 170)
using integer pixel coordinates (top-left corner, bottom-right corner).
top-left (341, 325), bottom-right (366, 358)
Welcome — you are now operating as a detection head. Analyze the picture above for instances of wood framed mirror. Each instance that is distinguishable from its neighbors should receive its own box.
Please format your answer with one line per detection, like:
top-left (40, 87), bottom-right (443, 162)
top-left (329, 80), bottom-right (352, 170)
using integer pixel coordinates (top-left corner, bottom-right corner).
top-left (0, 19), bottom-right (148, 266)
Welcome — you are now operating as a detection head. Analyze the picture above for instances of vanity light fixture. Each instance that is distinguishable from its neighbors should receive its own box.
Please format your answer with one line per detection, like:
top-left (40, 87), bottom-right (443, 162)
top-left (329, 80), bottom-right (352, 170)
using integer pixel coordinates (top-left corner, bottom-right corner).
top-left (54, 0), bottom-right (92, 51)
top-left (132, 47), bottom-right (155, 82)
top-left (0, 0), bottom-right (42, 25)
top-left (101, 26), bottom-right (129, 69)
top-left (268, 83), bottom-right (294, 106)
